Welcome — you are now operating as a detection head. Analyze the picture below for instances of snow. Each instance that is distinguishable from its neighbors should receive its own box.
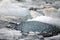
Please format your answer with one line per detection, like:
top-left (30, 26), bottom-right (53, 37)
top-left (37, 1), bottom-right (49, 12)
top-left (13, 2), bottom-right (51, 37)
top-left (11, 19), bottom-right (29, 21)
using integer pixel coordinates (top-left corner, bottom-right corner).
top-left (0, 28), bottom-right (22, 40)
top-left (45, 34), bottom-right (60, 40)
top-left (30, 10), bottom-right (43, 18)
top-left (27, 16), bottom-right (60, 26)
top-left (0, 0), bottom-right (31, 18)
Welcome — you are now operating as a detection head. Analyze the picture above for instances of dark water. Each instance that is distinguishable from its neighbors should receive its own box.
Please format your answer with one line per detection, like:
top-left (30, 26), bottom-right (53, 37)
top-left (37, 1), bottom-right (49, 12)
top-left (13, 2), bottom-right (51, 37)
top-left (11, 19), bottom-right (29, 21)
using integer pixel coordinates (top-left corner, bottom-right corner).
top-left (15, 21), bottom-right (60, 34)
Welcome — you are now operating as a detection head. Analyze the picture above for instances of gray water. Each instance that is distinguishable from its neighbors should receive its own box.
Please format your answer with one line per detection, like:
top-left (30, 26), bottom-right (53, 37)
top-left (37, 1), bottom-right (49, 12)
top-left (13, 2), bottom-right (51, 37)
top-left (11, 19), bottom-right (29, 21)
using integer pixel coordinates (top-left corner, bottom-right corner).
top-left (15, 21), bottom-right (60, 37)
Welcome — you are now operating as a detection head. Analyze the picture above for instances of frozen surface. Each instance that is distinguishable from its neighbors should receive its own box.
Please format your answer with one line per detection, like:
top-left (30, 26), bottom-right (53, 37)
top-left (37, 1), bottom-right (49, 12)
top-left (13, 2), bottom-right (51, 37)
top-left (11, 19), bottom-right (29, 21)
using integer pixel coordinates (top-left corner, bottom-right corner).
top-left (27, 16), bottom-right (60, 26)
top-left (0, 0), bottom-right (60, 40)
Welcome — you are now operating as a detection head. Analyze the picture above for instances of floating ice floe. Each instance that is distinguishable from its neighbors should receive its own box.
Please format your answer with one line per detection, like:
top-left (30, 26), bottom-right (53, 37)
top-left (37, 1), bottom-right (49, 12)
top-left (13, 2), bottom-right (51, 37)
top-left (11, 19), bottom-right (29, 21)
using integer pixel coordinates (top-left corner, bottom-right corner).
top-left (30, 10), bottom-right (43, 18)
top-left (0, 28), bottom-right (22, 40)
top-left (45, 34), bottom-right (60, 40)
top-left (42, 7), bottom-right (59, 18)
top-left (0, 0), bottom-right (32, 22)
top-left (27, 16), bottom-right (60, 26)
top-left (52, 1), bottom-right (60, 9)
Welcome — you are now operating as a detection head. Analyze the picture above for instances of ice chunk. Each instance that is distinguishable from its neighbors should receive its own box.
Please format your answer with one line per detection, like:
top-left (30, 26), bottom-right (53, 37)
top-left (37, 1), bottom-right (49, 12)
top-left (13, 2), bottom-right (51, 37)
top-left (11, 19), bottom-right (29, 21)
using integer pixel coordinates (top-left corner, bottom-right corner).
top-left (27, 16), bottom-right (60, 26)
